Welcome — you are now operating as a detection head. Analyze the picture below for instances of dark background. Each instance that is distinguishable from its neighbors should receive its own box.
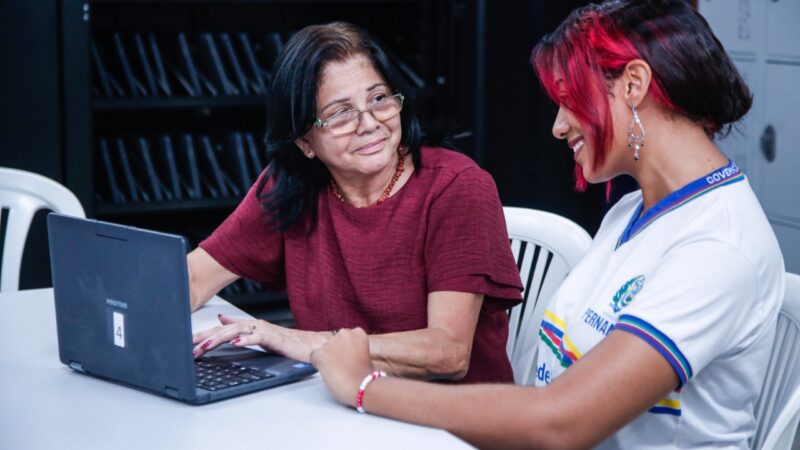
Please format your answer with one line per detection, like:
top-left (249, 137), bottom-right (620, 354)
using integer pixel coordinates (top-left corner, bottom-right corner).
top-left (0, 0), bottom-right (614, 318)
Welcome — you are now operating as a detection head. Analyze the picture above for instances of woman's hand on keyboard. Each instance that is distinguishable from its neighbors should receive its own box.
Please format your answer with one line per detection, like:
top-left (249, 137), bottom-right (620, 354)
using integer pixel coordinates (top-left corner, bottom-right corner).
top-left (191, 314), bottom-right (333, 362)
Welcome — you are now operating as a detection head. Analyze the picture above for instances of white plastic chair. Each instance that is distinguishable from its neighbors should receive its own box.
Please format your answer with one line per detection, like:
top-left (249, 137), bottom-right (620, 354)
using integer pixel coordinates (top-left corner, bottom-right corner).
top-left (753, 272), bottom-right (800, 450)
top-left (0, 167), bottom-right (85, 292)
top-left (503, 206), bottom-right (592, 385)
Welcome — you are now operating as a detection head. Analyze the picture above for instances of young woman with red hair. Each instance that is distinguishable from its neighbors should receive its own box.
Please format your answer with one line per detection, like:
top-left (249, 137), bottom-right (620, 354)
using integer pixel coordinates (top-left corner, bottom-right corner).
top-left (309, 1), bottom-right (786, 448)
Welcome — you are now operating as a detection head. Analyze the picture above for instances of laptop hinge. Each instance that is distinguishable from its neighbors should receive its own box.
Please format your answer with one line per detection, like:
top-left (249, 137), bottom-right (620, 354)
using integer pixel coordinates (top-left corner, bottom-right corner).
top-left (68, 361), bottom-right (85, 373)
top-left (164, 387), bottom-right (180, 398)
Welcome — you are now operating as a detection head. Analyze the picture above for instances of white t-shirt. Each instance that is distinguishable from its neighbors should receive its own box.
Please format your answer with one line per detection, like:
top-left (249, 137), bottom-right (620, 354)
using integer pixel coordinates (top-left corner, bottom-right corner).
top-left (535, 161), bottom-right (785, 449)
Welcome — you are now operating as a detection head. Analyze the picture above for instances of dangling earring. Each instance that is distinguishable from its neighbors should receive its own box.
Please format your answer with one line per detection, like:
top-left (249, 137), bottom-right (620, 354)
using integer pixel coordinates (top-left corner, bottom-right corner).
top-left (627, 103), bottom-right (645, 161)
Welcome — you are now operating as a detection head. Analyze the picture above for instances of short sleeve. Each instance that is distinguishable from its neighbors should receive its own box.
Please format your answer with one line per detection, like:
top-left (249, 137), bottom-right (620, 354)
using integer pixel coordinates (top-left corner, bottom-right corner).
top-left (199, 176), bottom-right (286, 290)
top-left (613, 241), bottom-right (760, 387)
top-left (425, 167), bottom-right (523, 310)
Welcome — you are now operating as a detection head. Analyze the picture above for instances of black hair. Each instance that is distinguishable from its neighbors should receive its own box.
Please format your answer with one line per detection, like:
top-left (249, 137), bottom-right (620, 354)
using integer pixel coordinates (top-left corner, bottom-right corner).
top-left (258, 22), bottom-right (424, 231)
top-left (602, 0), bottom-right (752, 136)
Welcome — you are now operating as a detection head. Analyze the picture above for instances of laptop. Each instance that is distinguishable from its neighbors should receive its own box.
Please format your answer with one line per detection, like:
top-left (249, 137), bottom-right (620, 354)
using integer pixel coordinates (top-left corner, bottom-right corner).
top-left (47, 213), bottom-right (316, 405)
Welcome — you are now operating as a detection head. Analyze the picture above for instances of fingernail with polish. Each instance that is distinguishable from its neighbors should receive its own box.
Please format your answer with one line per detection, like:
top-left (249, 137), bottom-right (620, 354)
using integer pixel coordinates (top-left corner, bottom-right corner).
top-left (231, 338), bottom-right (241, 344)
top-left (201, 340), bottom-right (211, 350)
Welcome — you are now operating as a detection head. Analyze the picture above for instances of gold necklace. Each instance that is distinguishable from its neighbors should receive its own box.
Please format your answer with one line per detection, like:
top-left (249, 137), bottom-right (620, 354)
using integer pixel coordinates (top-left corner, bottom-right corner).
top-left (330, 147), bottom-right (405, 207)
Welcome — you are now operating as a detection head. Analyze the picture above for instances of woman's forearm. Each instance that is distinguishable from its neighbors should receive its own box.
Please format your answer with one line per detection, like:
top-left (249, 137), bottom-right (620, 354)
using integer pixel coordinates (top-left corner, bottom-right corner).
top-left (187, 248), bottom-right (240, 311)
top-left (272, 326), bottom-right (471, 379)
top-left (360, 377), bottom-right (556, 450)
top-left (368, 328), bottom-right (472, 380)
top-left (366, 291), bottom-right (482, 380)
top-left (310, 328), bottom-right (562, 450)
top-left (212, 290), bottom-right (483, 379)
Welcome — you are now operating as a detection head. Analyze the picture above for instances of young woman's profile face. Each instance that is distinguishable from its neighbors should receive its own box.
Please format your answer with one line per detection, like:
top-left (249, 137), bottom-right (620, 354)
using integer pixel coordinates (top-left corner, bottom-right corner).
top-left (550, 71), bottom-right (634, 184)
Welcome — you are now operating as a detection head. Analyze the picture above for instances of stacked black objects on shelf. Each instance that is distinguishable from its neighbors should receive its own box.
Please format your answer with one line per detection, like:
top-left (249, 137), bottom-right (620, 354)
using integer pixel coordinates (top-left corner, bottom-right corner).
top-left (96, 131), bottom-right (266, 204)
top-left (221, 278), bottom-right (264, 298)
top-left (91, 32), bottom-right (283, 99)
top-left (90, 30), bottom-right (426, 100)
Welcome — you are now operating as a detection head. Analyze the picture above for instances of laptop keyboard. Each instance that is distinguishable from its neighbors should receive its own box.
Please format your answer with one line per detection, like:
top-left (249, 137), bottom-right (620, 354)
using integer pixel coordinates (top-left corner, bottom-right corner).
top-left (194, 359), bottom-right (275, 391)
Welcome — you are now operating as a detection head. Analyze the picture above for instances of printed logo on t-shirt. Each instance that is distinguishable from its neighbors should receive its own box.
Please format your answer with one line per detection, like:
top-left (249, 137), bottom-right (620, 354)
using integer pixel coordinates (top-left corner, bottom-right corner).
top-left (609, 275), bottom-right (645, 313)
top-left (539, 311), bottom-right (582, 368)
top-left (581, 307), bottom-right (613, 336)
top-left (536, 362), bottom-right (554, 384)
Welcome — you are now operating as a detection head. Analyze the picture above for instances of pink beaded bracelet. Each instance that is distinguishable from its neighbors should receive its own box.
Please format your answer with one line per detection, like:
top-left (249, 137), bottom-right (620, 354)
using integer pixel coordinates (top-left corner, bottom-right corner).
top-left (356, 370), bottom-right (386, 414)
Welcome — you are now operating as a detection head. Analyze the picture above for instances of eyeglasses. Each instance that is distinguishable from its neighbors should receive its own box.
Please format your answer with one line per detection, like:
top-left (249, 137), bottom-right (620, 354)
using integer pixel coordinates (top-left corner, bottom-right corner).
top-left (313, 93), bottom-right (404, 136)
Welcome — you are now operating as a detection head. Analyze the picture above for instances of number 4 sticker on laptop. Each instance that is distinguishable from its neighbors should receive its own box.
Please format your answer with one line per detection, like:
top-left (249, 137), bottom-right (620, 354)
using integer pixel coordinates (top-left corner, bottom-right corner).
top-left (113, 311), bottom-right (126, 348)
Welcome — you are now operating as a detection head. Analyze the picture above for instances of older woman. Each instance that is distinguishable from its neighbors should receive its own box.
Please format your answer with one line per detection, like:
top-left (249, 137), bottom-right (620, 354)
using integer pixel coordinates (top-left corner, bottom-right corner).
top-left (310, 2), bottom-right (785, 449)
top-left (188, 22), bottom-right (523, 383)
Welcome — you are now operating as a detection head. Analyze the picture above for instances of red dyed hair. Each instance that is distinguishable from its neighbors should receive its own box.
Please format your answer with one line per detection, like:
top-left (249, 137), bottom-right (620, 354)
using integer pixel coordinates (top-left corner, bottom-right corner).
top-left (533, 1), bottom-right (752, 193)
top-left (533, 5), bottom-right (677, 191)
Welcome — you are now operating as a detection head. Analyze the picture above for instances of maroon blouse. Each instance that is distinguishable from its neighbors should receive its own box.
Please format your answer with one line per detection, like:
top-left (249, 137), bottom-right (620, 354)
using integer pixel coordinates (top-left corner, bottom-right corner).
top-left (200, 147), bottom-right (522, 382)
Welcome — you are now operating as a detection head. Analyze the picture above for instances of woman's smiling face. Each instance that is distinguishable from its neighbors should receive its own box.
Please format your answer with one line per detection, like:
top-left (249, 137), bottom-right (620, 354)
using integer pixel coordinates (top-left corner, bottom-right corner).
top-left (295, 54), bottom-right (403, 182)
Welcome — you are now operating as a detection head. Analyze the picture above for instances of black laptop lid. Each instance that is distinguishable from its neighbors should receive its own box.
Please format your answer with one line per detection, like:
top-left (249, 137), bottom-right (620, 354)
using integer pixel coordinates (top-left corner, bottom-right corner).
top-left (48, 213), bottom-right (196, 400)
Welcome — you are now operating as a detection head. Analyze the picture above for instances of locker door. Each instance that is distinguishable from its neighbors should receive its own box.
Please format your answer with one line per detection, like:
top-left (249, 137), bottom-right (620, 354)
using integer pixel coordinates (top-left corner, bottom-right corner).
top-left (699, 0), bottom-right (758, 55)
top-left (716, 59), bottom-right (757, 177)
top-left (772, 222), bottom-right (800, 274)
top-left (766, 0), bottom-right (800, 59)
top-left (760, 63), bottom-right (800, 223)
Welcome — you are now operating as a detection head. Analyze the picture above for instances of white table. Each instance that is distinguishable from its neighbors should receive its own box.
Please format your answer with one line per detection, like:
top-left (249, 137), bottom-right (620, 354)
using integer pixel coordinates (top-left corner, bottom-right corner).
top-left (0, 288), bottom-right (471, 450)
